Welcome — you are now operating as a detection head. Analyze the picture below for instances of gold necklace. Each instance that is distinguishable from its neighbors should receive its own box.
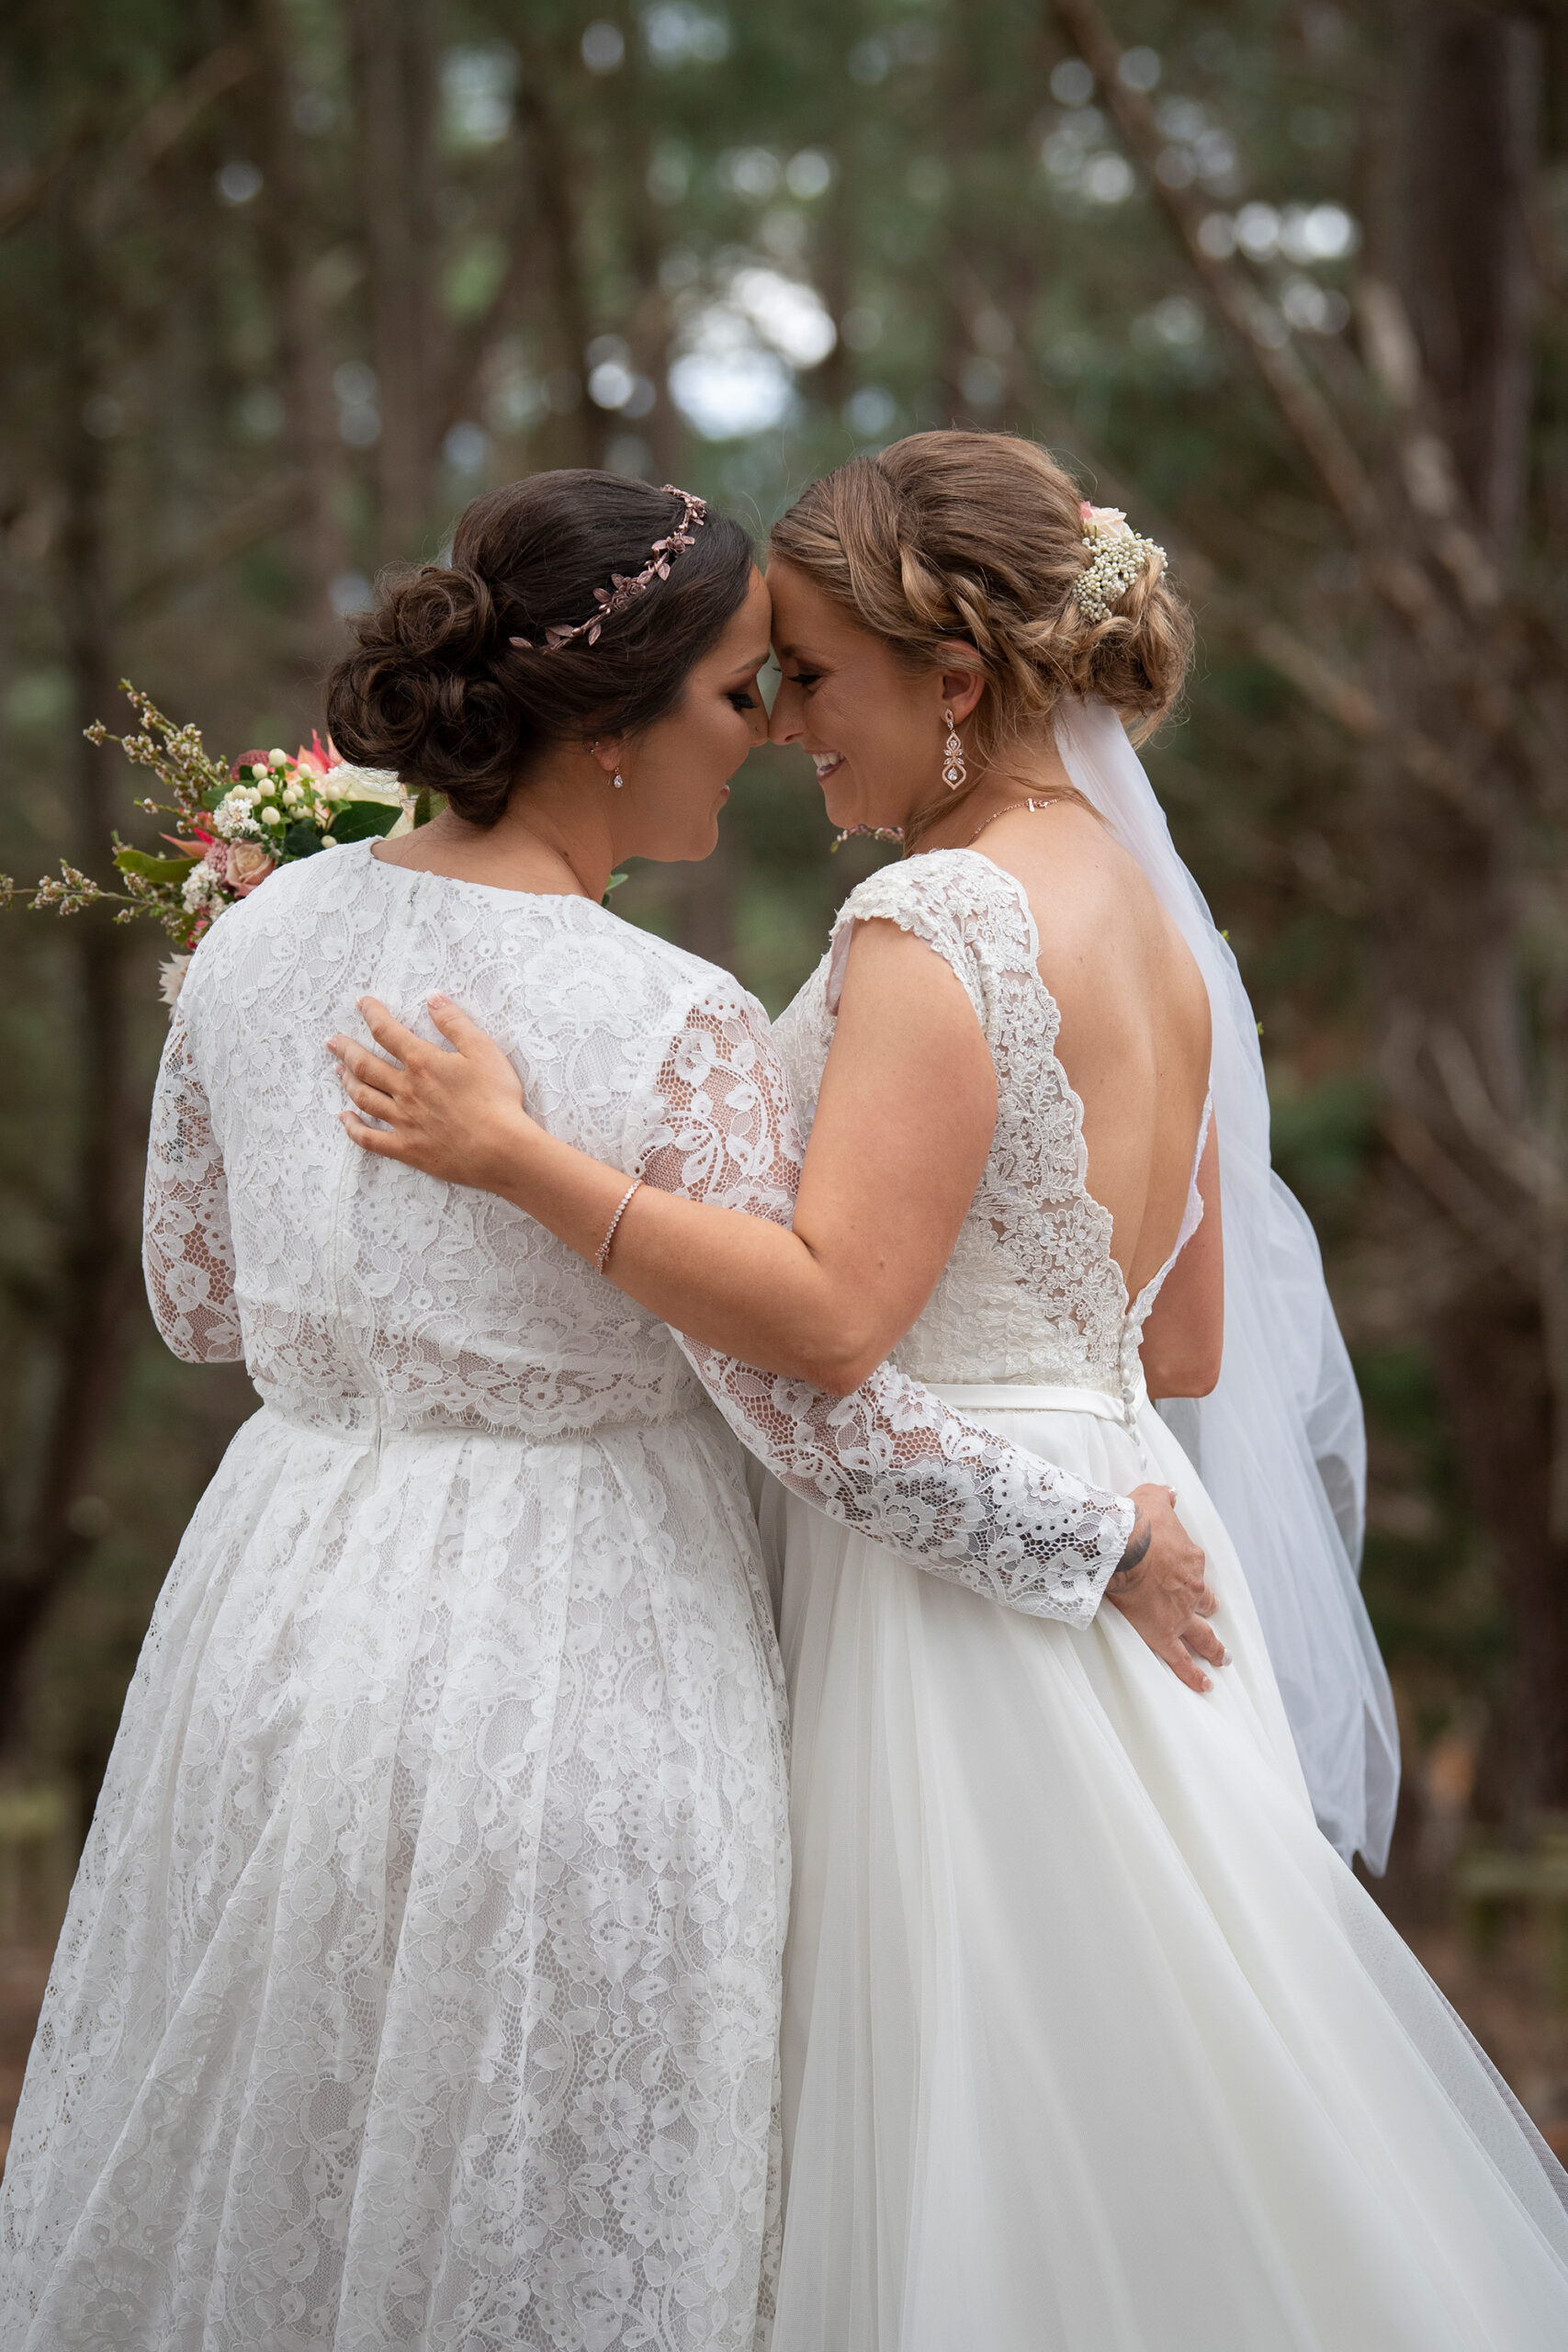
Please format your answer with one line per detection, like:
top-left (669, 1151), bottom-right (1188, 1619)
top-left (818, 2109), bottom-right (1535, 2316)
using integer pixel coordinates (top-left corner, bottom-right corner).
top-left (964, 796), bottom-right (1058, 848)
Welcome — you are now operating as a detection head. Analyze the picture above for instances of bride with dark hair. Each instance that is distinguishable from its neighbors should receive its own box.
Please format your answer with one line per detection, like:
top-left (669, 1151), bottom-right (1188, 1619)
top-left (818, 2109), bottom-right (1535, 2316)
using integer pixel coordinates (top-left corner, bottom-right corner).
top-left (0, 471), bottom-right (1195, 2352)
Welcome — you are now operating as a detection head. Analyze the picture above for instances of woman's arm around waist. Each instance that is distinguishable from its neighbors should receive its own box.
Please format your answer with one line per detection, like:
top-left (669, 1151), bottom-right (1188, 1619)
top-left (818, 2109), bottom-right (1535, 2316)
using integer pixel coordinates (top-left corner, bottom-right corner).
top-left (330, 957), bottom-right (1224, 1685)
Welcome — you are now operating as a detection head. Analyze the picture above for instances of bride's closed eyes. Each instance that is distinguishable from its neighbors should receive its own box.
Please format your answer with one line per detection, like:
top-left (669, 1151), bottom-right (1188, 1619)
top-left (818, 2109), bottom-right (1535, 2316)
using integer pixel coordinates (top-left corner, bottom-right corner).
top-left (721, 648), bottom-right (773, 715)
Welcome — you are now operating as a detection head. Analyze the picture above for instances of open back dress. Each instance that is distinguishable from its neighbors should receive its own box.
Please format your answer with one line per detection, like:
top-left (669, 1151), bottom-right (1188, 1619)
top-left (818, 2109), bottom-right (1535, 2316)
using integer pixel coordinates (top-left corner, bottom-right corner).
top-left (762, 848), bottom-right (1568, 2352)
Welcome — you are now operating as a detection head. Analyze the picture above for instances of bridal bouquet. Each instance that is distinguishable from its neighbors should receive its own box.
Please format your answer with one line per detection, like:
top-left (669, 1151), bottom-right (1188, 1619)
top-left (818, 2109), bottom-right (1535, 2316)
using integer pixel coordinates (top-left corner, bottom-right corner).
top-left (2, 682), bottom-right (416, 1005)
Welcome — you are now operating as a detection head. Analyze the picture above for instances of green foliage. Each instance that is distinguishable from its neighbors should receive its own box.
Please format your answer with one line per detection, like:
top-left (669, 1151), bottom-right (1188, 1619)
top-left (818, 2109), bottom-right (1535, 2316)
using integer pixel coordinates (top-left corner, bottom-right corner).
top-left (113, 848), bottom-right (195, 886)
top-left (325, 800), bottom-right (401, 843)
top-left (1266, 1069), bottom-right (1379, 1239)
top-left (1356, 1347), bottom-right (1509, 1750)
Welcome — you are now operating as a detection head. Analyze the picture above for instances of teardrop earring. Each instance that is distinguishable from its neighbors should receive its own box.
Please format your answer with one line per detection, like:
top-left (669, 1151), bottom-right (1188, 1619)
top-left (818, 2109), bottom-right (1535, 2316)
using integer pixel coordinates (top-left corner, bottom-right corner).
top-left (942, 708), bottom-right (967, 792)
top-left (613, 770), bottom-right (624, 790)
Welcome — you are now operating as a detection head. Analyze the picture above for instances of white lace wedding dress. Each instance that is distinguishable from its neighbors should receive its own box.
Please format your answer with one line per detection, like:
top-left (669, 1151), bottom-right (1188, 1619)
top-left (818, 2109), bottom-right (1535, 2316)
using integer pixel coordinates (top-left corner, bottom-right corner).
top-left (0, 843), bottom-right (1137, 2352)
top-left (760, 848), bottom-right (1568, 2351)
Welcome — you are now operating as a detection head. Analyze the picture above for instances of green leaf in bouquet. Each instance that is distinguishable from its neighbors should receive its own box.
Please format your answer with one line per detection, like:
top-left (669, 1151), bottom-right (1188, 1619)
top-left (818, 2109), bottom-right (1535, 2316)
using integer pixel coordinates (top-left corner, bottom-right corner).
top-left (326, 799), bottom-right (401, 843)
top-left (282, 820), bottom-right (325, 860)
top-left (114, 848), bottom-right (197, 885)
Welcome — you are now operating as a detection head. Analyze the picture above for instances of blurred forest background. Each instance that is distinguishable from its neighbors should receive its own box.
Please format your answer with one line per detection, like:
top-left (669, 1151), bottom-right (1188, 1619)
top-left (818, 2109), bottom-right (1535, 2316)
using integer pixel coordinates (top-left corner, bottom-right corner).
top-left (2, 0), bottom-right (1567, 2151)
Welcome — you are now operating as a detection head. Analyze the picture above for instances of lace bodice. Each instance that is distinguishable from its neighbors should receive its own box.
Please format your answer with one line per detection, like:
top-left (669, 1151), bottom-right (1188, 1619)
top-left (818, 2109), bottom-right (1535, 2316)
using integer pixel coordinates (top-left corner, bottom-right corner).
top-left (773, 849), bottom-right (1207, 1419)
top-left (145, 843), bottom-right (1134, 1624)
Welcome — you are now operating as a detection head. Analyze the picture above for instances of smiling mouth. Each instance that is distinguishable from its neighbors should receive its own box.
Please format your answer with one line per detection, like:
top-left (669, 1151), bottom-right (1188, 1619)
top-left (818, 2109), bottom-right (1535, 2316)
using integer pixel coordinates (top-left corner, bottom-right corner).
top-left (811, 752), bottom-right (844, 782)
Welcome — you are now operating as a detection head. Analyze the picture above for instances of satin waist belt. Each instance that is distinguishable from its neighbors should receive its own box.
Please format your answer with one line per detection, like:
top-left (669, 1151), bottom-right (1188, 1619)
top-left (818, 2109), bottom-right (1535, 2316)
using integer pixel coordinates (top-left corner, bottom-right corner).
top-left (930, 1378), bottom-right (1148, 1421)
top-left (931, 1376), bottom-right (1156, 1474)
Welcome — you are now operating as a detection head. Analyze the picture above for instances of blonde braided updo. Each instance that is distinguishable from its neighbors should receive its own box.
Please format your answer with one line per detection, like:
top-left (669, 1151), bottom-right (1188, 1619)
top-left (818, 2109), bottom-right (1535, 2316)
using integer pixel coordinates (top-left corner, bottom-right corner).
top-left (769, 431), bottom-right (1192, 844)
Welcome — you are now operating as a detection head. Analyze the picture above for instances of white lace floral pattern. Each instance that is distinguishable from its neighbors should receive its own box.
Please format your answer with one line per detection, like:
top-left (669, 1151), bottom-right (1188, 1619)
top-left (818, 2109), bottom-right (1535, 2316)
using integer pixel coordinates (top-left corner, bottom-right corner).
top-left (142, 1012), bottom-right (242, 1363)
top-left (635, 983), bottom-right (1134, 1619)
top-left (774, 849), bottom-right (1206, 1416)
top-left (2, 843), bottom-right (1130, 2352)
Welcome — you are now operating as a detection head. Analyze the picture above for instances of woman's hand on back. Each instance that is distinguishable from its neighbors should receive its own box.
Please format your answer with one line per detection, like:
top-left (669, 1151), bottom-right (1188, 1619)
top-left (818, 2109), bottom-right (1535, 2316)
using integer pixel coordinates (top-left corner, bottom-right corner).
top-left (328, 920), bottom-right (998, 1396)
top-left (329, 996), bottom-right (535, 1193)
top-left (331, 996), bottom-right (669, 1265)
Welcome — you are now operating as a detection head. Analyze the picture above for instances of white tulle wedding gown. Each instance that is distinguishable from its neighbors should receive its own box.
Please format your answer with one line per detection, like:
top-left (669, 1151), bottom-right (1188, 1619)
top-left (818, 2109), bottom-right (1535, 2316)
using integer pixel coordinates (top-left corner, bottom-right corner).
top-left (0, 842), bottom-right (1140, 2352)
top-left (760, 846), bottom-right (1568, 2351)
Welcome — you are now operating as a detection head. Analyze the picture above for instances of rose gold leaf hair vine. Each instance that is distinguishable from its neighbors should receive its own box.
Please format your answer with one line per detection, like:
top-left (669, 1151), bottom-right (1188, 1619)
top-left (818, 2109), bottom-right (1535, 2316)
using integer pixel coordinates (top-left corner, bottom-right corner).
top-left (509, 486), bottom-right (708, 652)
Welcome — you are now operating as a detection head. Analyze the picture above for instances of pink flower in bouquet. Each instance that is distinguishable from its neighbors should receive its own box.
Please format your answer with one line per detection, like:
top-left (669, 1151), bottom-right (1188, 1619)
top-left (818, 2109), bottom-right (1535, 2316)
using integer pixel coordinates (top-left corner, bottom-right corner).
top-left (224, 841), bottom-right (277, 894)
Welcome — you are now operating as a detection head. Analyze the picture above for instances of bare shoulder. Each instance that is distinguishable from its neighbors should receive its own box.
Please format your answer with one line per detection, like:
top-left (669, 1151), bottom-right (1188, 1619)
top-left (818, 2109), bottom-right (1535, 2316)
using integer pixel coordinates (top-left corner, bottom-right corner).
top-left (980, 802), bottom-right (1208, 1033)
top-left (980, 802), bottom-right (1156, 956)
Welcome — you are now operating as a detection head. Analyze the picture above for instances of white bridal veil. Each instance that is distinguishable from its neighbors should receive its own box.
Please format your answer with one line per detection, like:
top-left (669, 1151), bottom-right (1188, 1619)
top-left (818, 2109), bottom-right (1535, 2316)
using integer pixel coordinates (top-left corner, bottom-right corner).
top-left (1055, 697), bottom-right (1399, 1871)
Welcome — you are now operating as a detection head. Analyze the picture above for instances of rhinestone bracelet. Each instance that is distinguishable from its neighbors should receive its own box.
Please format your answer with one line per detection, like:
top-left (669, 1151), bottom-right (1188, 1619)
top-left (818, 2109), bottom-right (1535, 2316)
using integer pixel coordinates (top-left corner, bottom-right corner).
top-left (594, 1179), bottom-right (643, 1274)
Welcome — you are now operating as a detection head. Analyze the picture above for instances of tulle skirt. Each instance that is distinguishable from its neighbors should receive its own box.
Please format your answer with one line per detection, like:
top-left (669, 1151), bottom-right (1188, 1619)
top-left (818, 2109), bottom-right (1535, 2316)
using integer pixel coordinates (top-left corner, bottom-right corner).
top-left (1, 1401), bottom-right (790, 2351)
top-left (754, 1388), bottom-right (1568, 2351)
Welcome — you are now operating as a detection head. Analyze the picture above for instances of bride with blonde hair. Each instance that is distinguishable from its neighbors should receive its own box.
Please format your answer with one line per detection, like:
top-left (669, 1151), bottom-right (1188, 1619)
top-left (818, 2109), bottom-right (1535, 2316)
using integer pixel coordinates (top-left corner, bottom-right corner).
top-left (336, 432), bottom-right (1568, 2347)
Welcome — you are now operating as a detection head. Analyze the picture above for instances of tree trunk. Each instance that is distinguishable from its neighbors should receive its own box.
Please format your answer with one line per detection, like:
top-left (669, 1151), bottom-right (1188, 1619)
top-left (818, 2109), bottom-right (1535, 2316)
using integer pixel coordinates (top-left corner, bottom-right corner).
top-left (349, 0), bottom-right (439, 563)
top-left (1375, 2), bottom-right (1563, 1819)
top-left (516, 45), bottom-right (597, 471)
top-left (617, 57), bottom-right (682, 483)
top-left (251, 0), bottom-right (349, 649)
top-left (0, 206), bottom-right (141, 1752)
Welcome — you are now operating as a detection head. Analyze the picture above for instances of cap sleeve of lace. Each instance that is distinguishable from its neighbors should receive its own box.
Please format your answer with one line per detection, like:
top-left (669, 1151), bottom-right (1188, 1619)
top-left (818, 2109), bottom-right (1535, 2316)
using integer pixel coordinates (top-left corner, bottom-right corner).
top-left (824, 848), bottom-right (1032, 1022)
top-left (142, 1001), bottom-right (243, 1363)
top-left (633, 976), bottom-right (1134, 1627)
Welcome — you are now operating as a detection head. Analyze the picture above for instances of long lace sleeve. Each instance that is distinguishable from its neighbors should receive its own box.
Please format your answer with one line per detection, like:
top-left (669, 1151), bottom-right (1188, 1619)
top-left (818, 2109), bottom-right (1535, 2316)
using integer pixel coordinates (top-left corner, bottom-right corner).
top-left (633, 980), bottom-right (1135, 1628)
top-left (142, 1002), bottom-right (243, 1363)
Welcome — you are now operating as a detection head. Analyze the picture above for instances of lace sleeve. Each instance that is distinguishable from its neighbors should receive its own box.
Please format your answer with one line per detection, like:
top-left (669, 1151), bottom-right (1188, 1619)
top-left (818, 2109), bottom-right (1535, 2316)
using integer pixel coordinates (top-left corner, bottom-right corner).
top-left (142, 1002), bottom-right (243, 1363)
top-left (633, 980), bottom-right (1135, 1627)
top-left (824, 847), bottom-right (1026, 1020)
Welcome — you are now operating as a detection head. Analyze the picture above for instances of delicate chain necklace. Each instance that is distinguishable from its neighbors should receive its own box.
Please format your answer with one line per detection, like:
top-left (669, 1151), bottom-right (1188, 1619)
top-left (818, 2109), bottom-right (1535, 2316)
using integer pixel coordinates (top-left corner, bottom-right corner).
top-left (964, 796), bottom-right (1058, 848)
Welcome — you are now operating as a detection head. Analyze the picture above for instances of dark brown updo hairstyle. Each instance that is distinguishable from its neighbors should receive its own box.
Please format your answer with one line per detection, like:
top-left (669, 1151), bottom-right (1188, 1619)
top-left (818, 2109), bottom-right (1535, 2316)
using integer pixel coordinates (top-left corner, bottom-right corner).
top-left (769, 430), bottom-right (1193, 847)
top-left (327, 472), bottom-right (754, 826)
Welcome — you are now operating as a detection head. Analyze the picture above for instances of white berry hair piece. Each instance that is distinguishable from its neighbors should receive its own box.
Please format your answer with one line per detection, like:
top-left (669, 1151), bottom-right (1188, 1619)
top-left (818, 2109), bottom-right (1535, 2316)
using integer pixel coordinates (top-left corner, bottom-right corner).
top-left (1073, 501), bottom-right (1167, 625)
top-left (509, 485), bottom-right (708, 652)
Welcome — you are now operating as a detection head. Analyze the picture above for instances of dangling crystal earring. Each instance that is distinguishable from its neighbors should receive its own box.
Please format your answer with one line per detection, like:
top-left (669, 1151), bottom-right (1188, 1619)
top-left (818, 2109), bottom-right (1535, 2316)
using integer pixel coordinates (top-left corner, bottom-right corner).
top-left (942, 708), bottom-right (966, 792)
top-left (613, 770), bottom-right (624, 789)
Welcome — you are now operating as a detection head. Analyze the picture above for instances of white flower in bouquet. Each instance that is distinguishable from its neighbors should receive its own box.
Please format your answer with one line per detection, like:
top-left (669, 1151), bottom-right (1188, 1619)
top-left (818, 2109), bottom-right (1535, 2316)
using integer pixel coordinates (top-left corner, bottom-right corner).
top-left (211, 785), bottom-right (265, 841)
top-left (158, 955), bottom-right (192, 1008)
top-left (327, 764), bottom-right (405, 807)
top-left (181, 862), bottom-right (227, 915)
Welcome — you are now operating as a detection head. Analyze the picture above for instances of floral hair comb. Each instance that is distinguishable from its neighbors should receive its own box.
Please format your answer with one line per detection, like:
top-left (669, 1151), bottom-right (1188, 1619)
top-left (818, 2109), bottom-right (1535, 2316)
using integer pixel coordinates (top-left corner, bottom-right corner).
top-left (1074, 500), bottom-right (1167, 624)
top-left (509, 485), bottom-right (708, 652)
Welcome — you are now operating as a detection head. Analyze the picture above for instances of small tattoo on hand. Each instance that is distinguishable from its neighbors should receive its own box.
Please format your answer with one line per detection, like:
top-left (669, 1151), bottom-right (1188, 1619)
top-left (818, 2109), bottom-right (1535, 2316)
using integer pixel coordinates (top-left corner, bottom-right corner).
top-left (1108, 1513), bottom-right (1151, 1596)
